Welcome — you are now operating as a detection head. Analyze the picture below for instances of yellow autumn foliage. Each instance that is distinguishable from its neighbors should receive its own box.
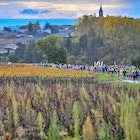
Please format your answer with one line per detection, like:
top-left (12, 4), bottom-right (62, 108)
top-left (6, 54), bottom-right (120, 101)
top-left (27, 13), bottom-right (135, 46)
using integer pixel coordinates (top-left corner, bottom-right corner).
top-left (0, 64), bottom-right (94, 78)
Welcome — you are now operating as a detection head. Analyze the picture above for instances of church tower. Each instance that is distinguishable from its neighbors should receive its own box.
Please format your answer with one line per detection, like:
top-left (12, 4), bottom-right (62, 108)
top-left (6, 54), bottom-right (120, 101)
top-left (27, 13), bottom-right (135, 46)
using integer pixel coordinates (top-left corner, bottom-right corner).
top-left (99, 5), bottom-right (103, 17)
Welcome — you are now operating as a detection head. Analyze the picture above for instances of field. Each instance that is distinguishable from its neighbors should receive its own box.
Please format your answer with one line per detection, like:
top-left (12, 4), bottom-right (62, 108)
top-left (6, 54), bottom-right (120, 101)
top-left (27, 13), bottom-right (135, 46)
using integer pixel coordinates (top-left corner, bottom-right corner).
top-left (0, 64), bottom-right (140, 140)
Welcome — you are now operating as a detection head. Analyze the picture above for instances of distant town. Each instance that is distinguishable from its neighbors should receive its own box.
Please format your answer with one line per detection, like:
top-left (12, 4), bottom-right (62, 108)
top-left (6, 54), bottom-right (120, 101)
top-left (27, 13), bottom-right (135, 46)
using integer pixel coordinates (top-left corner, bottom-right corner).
top-left (0, 21), bottom-right (74, 54)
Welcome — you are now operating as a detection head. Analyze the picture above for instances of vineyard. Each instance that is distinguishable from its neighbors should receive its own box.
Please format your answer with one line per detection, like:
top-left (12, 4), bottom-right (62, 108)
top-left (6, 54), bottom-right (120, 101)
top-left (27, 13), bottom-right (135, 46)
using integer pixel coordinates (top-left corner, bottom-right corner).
top-left (0, 64), bottom-right (140, 140)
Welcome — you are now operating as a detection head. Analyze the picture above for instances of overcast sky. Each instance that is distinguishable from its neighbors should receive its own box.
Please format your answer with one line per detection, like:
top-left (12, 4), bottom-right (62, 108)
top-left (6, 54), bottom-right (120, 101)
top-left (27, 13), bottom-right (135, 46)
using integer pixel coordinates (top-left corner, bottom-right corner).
top-left (0, 0), bottom-right (139, 19)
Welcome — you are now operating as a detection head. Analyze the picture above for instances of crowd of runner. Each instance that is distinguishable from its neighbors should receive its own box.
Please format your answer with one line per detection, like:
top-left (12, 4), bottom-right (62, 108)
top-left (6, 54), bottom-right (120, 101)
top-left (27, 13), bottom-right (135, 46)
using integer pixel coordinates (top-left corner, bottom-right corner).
top-left (38, 63), bottom-right (140, 80)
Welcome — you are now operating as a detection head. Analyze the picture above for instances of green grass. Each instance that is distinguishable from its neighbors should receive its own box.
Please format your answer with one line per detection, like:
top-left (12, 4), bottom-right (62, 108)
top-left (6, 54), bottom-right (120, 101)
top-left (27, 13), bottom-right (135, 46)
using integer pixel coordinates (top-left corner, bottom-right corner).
top-left (94, 73), bottom-right (140, 88)
top-left (113, 81), bottom-right (140, 88)
top-left (95, 73), bottom-right (119, 81)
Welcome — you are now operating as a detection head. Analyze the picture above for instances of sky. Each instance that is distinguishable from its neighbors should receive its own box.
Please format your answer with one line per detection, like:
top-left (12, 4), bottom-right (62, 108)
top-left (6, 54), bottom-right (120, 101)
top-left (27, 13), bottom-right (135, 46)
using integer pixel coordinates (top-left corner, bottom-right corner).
top-left (0, 0), bottom-right (140, 19)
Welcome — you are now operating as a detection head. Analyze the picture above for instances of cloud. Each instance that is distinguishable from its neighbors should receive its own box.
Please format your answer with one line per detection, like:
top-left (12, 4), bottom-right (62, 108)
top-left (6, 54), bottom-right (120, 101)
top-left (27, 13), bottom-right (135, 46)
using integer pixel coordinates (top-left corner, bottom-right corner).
top-left (0, 3), bottom-right (9, 5)
top-left (21, 9), bottom-right (39, 15)
top-left (0, 0), bottom-right (139, 18)
top-left (20, 9), bottom-right (51, 15)
top-left (0, 0), bottom-right (127, 4)
top-left (40, 10), bottom-right (51, 14)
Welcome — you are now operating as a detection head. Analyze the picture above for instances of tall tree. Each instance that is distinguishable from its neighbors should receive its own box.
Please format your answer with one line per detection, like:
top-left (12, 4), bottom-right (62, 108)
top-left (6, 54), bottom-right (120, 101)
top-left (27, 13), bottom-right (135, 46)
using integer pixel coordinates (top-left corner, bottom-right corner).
top-left (79, 34), bottom-right (88, 52)
top-left (24, 40), bottom-right (43, 63)
top-left (63, 38), bottom-right (72, 53)
top-left (28, 22), bottom-right (33, 33)
top-left (37, 35), bottom-right (67, 63)
top-left (43, 22), bottom-right (51, 30)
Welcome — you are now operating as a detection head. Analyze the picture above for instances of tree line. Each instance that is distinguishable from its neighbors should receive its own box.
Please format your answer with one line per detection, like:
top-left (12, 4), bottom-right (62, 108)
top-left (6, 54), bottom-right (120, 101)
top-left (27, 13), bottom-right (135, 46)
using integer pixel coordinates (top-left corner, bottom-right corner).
top-left (3, 15), bottom-right (140, 67)
top-left (74, 15), bottom-right (140, 65)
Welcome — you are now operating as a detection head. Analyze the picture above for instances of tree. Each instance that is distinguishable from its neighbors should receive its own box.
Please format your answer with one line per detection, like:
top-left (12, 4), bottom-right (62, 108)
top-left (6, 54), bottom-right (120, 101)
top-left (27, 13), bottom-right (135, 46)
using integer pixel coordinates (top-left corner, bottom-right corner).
top-left (86, 28), bottom-right (103, 64)
top-left (8, 53), bottom-right (18, 63)
top-left (24, 40), bottom-right (43, 63)
top-left (75, 15), bottom-right (140, 64)
top-left (27, 21), bottom-right (41, 34)
top-left (8, 40), bottom-right (43, 63)
top-left (130, 56), bottom-right (140, 68)
top-left (28, 22), bottom-right (33, 33)
top-left (71, 39), bottom-right (81, 57)
top-left (63, 38), bottom-right (72, 53)
top-left (3, 27), bottom-right (12, 32)
top-left (43, 22), bottom-right (51, 30)
top-left (67, 55), bottom-right (76, 65)
top-left (56, 47), bottom-right (67, 64)
top-left (37, 35), bottom-right (67, 63)
top-left (36, 20), bottom-right (40, 26)
top-left (15, 43), bottom-right (26, 62)
top-left (79, 34), bottom-right (87, 52)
